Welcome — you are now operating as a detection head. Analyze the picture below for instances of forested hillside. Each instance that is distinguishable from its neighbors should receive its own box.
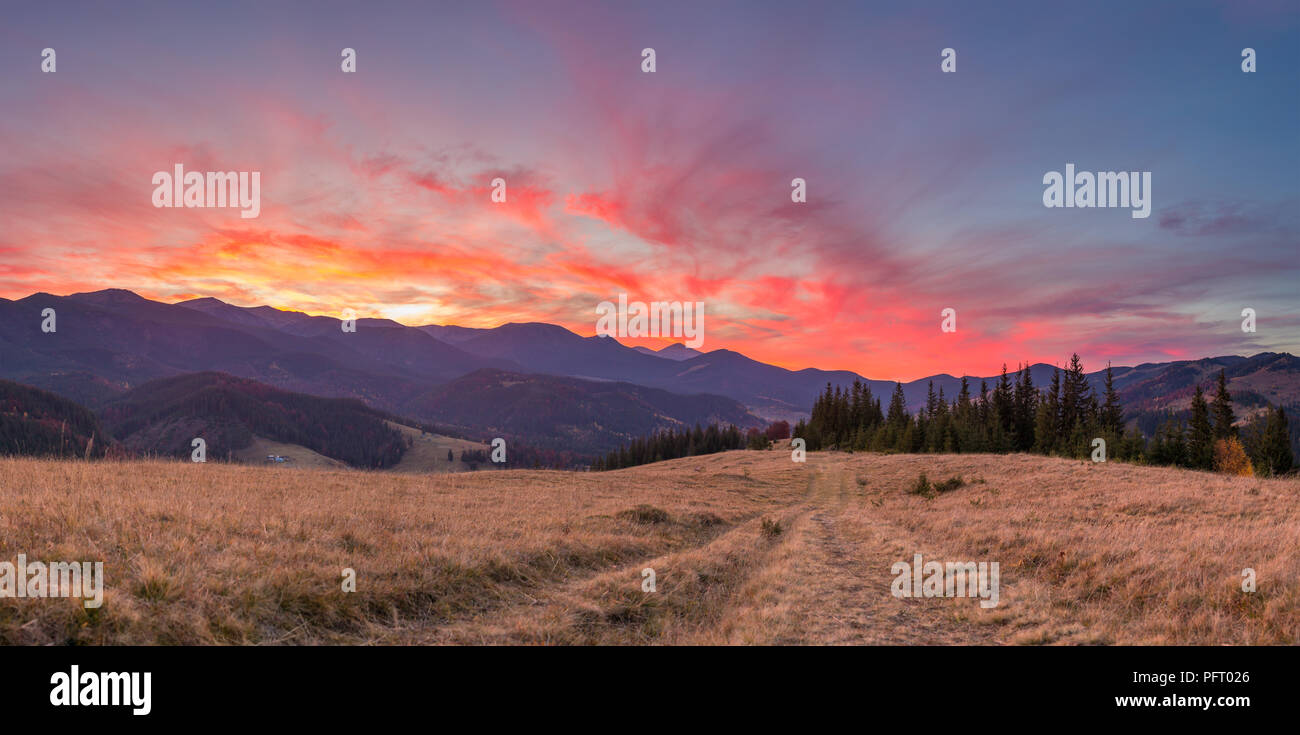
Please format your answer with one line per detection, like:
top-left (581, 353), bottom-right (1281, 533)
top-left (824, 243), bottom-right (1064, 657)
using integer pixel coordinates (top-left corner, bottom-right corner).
top-left (100, 372), bottom-right (409, 468)
top-left (0, 379), bottom-right (112, 458)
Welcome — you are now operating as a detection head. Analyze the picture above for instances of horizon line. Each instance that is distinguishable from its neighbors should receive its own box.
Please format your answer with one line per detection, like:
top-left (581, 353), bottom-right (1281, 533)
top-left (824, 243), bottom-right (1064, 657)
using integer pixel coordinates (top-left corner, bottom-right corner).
top-left (8, 287), bottom-right (1293, 385)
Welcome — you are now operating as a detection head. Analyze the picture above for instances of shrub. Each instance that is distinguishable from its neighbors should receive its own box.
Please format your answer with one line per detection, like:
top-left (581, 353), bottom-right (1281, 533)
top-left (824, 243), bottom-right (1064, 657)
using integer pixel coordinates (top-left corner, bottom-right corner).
top-left (685, 512), bottom-right (725, 528)
top-left (760, 517), bottom-right (783, 538)
top-left (618, 505), bottom-right (672, 524)
top-left (909, 472), bottom-right (965, 498)
top-left (909, 472), bottom-right (932, 496)
top-left (1213, 437), bottom-right (1254, 477)
top-left (746, 428), bottom-right (771, 450)
top-left (764, 420), bottom-right (791, 441)
top-left (933, 475), bottom-right (965, 493)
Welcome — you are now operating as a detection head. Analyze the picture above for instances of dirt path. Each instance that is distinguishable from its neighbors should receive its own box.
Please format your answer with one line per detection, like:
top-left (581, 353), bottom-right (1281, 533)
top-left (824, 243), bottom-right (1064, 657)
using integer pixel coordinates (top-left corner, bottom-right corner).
top-left (773, 465), bottom-right (1006, 644)
top-left (404, 461), bottom-right (1012, 645)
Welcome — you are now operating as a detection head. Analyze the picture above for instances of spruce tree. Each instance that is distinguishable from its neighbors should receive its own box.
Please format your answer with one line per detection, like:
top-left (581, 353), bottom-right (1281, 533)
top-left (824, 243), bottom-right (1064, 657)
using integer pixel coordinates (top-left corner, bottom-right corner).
top-left (1187, 385), bottom-right (1214, 470)
top-left (1120, 423), bottom-right (1145, 463)
top-left (1211, 369), bottom-right (1235, 440)
top-left (886, 383), bottom-right (908, 430)
top-left (1013, 364), bottom-right (1036, 452)
top-left (955, 377), bottom-right (973, 451)
top-left (993, 365), bottom-right (1015, 446)
top-left (1058, 354), bottom-right (1090, 452)
top-left (915, 410), bottom-right (929, 452)
top-left (850, 380), bottom-right (864, 432)
top-left (934, 386), bottom-right (952, 452)
top-left (1033, 394), bottom-right (1055, 455)
top-left (976, 380), bottom-right (991, 450)
top-left (1035, 368), bottom-right (1061, 454)
top-left (1258, 406), bottom-right (1293, 476)
top-left (1159, 417), bottom-right (1187, 466)
top-left (1099, 362), bottom-right (1124, 436)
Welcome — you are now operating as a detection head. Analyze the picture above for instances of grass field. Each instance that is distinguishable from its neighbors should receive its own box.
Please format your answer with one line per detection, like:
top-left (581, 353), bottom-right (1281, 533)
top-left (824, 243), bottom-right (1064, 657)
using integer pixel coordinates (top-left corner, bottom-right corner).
top-left (225, 423), bottom-right (490, 473)
top-left (1, 449), bottom-right (1297, 645)
top-left (386, 422), bottom-right (493, 474)
top-left (232, 436), bottom-right (346, 469)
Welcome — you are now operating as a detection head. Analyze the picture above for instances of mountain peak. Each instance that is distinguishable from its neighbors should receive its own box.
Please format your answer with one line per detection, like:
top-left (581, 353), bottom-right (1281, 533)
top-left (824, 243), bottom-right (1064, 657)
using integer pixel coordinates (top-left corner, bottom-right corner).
top-left (67, 288), bottom-right (149, 302)
top-left (658, 343), bottom-right (703, 358)
top-left (633, 343), bottom-right (704, 361)
top-left (483, 322), bottom-right (583, 341)
top-left (177, 296), bottom-right (230, 306)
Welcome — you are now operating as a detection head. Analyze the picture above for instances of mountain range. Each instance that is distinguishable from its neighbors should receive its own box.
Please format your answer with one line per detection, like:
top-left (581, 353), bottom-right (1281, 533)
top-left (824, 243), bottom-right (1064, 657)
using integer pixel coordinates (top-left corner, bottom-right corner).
top-left (2, 289), bottom-right (1298, 457)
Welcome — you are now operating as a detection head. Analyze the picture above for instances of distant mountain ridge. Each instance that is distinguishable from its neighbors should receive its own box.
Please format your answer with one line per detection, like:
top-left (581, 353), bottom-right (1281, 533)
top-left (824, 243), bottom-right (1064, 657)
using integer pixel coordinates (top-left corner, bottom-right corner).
top-left (405, 368), bottom-right (761, 454)
top-left (634, 343), bottom-right (703, 361)
top-left (2, 290), bottom-right (1296, 438)
top-left (99, 372), bottom-right (410, 468)
top-left (0, 289), bottom-right (510, 415)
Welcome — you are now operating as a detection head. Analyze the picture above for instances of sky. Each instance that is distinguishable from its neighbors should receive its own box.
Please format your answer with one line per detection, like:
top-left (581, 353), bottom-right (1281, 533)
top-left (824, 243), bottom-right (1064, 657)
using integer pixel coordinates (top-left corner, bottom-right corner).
top-left (1, 0), bottom-right (1297, 381)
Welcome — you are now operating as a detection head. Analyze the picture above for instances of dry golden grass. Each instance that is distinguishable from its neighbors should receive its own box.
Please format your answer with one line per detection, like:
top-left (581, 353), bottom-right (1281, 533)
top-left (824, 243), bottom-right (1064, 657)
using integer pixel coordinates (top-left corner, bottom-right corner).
top-left (1, 449), bottom-right (1296, 645)
top-left (384, 422), bottom-right (492, 474)
top-left (232, 436), bottom-right (345, 469)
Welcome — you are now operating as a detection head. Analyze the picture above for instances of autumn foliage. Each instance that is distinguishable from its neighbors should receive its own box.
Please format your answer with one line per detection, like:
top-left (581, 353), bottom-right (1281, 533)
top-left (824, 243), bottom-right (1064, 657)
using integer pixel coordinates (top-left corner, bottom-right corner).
top-left (1213, 437), bottom-right (1253, 476)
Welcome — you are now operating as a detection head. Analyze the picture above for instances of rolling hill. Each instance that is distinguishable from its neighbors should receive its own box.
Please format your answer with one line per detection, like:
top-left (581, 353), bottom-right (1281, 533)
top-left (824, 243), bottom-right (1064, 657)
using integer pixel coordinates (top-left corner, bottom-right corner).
top-left (402, 368), bottom-right (762, 454)
top-left (99, 372), bottom-right (410, 468)
top-left (0, 379), bottom-right (111, 458)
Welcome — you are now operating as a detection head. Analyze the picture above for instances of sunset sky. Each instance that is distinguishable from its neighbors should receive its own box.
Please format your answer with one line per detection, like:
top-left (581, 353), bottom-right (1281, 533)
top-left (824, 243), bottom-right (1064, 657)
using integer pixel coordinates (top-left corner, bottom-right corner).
top-left (1, 0), bottom-right (1297, 381)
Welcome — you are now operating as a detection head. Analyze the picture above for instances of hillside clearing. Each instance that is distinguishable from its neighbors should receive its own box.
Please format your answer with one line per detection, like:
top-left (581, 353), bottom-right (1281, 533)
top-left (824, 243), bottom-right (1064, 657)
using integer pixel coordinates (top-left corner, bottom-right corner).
top-left (232, 436), bottom-right (346, 469)
top-left (385, 421), bottom-right (492, 474)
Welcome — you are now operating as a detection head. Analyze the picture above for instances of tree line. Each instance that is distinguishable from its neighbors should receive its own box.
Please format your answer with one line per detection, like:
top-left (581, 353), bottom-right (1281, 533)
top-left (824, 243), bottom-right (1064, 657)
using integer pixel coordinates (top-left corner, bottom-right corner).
top-left (792, 356), bottom-right (1293, 476)
top-left (592, 423), bottom-right (746, 470)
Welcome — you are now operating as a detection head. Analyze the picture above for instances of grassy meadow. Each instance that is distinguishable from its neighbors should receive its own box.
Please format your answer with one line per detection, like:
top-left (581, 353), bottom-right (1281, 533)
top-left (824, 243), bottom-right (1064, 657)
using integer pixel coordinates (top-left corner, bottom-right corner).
top-left (1, 449), bottom-right (1297, 645)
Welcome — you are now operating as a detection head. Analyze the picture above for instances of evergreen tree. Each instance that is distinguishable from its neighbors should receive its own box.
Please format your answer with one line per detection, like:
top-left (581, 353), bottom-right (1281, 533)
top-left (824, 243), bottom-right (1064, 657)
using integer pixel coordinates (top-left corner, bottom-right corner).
top-left (1119, 423), bottom-right (1146, 463)
top-left (850, 380), bottom-right (864, 431)
top-left (1099, 362), bottom-right (1124, 436)
top-left (976, 380), bottom-right (991, 450)
top-left (954, 376), bottom-right (974, 451)
top-left (1153, 416), bottom-right (1187, 466)
top-left (1035, 368), bottom-right (1061, 454)
top-left (1013, 364), bottom-right (1037, 452)
top-left (914, 409), bottom-right (928, 453)
top-left (992, 365), bottom-right (1015, 449)
top-left (1058, 354), bottom-right (1091, 454)
top-left (1187, 385), bottom-right (1214, 470)
top-left (886, 383), bottom-right (908, 431)
top-left (1032, 395), bottom-right (1054, 455)
top-left (789, 351), bottom-right (1142, 465)
top-left (933, 386), bottom-right (952, 452)
top-left (806, 383), bottom-right (834, 450)
top-left (1211, 369), bottom-right (1236, 440)
top-left (1256, 406), bottom-right (1294, 476)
